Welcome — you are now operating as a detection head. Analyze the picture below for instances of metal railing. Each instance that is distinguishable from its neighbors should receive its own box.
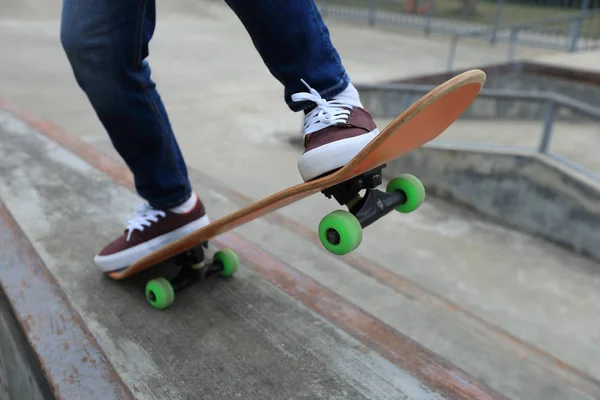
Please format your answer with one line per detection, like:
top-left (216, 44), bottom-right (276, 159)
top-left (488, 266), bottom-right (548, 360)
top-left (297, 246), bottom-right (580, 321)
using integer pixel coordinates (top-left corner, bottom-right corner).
top-left (316, 0), bottom-right (600, 51)
top-left (446, 10), bottom-right (600, 72)
top-left (355, 82), bottom-right (600, 181)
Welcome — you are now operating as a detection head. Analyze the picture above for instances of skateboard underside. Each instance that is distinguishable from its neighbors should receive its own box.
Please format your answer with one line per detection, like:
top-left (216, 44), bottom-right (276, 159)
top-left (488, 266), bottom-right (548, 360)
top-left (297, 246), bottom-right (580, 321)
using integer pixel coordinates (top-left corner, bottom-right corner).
top-left (108, 69), bottom-right (487, 310)
top-left (143, 243), bottom-right (240, 310)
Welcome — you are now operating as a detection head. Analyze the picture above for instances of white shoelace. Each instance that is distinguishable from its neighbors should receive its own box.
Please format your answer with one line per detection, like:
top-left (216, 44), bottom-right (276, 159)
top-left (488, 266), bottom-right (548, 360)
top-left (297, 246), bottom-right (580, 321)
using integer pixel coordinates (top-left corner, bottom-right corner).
top-left (291, 79), bottom-right (352, 137)
top-left (125, 203), bottom-right (166, 241)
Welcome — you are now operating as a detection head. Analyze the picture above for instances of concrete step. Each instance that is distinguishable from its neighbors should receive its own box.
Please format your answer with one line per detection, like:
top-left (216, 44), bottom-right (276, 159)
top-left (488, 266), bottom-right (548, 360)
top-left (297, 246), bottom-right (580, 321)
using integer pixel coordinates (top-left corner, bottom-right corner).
top-left (0, 110), bottom-right (489, 399)
top-left (2, 104), bottom-right (600, 399)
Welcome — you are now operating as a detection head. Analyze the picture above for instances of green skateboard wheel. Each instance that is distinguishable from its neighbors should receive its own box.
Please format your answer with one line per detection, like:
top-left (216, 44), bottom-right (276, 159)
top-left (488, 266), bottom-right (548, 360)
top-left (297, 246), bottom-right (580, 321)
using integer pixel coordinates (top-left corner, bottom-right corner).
top-left (386, 174), bottom-right (426, 213)
top-left (145, 277), bottom-right (175, 310)
top-left (318, 210), bottom-right (362, 255)
top-left (214, 248), bottom-right (240, 277)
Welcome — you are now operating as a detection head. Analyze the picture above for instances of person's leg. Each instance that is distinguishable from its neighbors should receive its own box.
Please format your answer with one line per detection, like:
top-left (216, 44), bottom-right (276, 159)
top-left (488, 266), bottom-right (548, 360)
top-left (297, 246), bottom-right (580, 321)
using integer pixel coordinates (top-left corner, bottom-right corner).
top-left (224, 0), bottom-right (380, 181)
top-left (61, 0), bottom-right (209, 272)
top-left (224, 0), bottom-right (349, 111)
top-left (60, 0), bottom-right (191, 209)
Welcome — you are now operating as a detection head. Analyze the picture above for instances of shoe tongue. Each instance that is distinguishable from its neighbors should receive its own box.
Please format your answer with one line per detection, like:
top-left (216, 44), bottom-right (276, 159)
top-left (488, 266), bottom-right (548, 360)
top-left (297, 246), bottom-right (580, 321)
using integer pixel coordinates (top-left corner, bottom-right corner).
top-left (332, 95), bottom-right (360, 109)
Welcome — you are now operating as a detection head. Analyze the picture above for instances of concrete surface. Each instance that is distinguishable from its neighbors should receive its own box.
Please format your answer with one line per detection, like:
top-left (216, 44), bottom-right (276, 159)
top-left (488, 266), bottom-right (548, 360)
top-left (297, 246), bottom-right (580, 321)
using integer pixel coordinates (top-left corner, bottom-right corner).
top-left (0, 110), bottom-right (493, 400)
top-left (385, 142), bottom-right (600, 263)
top-left (3, 92), bottom-right (600, 400)
top-left (533, 50), bottom-right (600, 74)
top-left (2, 0), bottom-right (600, 399)
top-left (4, 86), bottom-right (600, 399)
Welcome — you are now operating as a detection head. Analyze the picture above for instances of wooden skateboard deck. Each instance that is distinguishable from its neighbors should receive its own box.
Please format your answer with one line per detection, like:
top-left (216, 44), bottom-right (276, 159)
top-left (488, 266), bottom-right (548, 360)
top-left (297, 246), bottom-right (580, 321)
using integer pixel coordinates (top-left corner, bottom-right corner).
top-left (108, 69), bottom-right (486, 282)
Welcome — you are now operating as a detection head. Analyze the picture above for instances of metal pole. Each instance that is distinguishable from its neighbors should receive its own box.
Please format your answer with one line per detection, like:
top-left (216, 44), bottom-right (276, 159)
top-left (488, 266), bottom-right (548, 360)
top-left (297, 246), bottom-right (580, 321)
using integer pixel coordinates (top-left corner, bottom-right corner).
top-left (447, 33), bottom-right (459, 72)
top-left (321, 0), bottom-right (329, 18)
top-left (424, 0), bottom-right (435, 36)
top-left (507, 29), bottom-right (518, 62)
top-left (539, 99), bottom-right (557, 154)
top-left (368, 0), bottom-right (377, 26)
top-left (490, 0), bottom-right (504, 45)
top-left (403, 93), bottom-right (412, 111)
top-left (568, 0), bottom-right (590, 51)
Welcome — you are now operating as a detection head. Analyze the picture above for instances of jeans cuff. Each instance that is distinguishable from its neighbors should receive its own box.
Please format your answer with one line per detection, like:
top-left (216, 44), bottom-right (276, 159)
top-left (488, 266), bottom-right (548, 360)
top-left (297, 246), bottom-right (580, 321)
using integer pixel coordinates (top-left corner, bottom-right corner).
top-left (147, 187), bottom-right (193, 210)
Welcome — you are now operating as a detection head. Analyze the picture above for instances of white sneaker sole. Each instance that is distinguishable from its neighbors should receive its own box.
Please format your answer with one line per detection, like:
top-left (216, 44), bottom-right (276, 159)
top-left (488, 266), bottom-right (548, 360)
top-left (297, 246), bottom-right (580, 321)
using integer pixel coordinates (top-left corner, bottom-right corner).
top-left (93, 214), bottom-right (211, 272)
top-left (297, 128), bottom-right (380, 181)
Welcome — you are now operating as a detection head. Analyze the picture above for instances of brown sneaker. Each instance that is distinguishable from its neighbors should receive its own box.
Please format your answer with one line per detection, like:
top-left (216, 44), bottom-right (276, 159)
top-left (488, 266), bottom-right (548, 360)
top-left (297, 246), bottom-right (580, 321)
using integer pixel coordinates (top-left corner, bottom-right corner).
top-left (93, 194), bottom-right (210, 272)
top-left (292, 80), bottom-right (380, 181)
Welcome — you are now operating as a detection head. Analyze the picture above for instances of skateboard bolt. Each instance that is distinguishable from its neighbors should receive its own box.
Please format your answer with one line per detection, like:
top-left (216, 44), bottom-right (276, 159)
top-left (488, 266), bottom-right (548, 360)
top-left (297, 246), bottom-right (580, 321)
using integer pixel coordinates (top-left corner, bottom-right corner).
top-left (326, 228), bottom-right (341, 245)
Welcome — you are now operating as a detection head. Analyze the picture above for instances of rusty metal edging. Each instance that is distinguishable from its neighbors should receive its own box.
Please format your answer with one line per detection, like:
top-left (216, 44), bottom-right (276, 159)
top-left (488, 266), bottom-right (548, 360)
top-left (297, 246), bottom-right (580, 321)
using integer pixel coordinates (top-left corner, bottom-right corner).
top-left (0, 201), bottom-right (134, 400)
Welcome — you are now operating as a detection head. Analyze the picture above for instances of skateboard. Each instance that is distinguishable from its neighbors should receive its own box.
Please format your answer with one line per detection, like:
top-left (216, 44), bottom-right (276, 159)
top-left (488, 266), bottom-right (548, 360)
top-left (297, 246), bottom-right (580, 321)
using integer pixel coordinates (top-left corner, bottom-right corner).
top-left (107, 69), bottom-right (486, 310)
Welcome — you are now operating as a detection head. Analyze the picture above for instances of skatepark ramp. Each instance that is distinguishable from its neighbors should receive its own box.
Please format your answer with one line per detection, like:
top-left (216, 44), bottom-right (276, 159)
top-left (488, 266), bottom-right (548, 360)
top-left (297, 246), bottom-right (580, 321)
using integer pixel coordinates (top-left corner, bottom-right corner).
top-left (3, 90), bottom-right (600, 400)
top-left (2, 1), bottom-right (600, 398)
top-left (0, 104), bottom-right (508, 400)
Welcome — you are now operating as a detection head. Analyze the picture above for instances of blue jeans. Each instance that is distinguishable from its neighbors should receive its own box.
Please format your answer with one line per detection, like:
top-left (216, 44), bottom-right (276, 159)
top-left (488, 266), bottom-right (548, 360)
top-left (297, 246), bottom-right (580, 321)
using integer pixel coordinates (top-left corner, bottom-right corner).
top-left (60, 0), bottom-right (350, 208)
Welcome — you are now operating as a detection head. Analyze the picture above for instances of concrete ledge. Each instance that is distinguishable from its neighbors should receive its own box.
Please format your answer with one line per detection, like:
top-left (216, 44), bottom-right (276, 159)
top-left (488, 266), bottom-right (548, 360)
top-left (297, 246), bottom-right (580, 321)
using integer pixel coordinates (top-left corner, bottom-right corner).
top-left (0, 201), bottom-right (134, 399)
top-left (384, 142), bottom-right (600, 264)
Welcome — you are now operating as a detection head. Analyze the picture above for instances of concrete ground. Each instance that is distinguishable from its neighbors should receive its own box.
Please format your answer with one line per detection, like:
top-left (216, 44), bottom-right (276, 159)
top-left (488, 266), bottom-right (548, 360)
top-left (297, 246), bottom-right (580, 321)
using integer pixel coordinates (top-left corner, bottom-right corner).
top-left (533, 50), bottom-right (600, 74)
top-left (2, 0), bottom-right (600, 399)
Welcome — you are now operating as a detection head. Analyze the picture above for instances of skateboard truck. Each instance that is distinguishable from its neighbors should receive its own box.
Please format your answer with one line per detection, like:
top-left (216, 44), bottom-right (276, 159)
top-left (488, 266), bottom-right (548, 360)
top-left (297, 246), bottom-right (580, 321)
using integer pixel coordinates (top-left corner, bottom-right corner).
top-left (319, 165), bottom-right (426, 256)
top-left (322, 165), bottom-right (406, 228)
top-left (144, 243), bottom-right (240, 310)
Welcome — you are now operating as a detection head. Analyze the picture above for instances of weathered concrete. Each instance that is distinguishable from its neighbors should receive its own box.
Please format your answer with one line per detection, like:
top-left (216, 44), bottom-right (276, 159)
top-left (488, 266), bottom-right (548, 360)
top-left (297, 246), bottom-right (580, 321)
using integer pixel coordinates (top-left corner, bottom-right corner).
top-left (534, 50), bottom-right (600, 75)
top-left (4, 99), bottom-right (600, 399)
top-left (0, 110), bottom-right (471, 400)
top-left (383, 142), bottom-right (600, 264)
